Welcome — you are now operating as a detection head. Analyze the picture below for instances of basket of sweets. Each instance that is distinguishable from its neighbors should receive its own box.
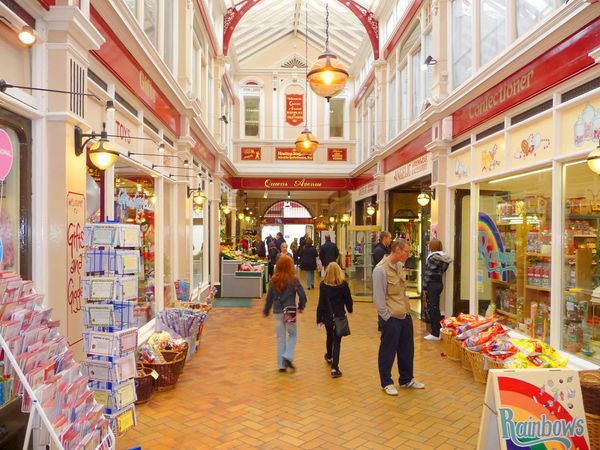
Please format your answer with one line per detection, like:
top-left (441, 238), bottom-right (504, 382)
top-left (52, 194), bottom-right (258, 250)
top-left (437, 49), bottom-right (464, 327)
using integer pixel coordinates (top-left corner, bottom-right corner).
top-left (134, 366), bottom-right (156, 404)
top-left (464, 349), bottom-right (486, 383)
top-left (140, 352), bottom-right (186, 391)
top-left (160, 341), bottom-right (189, 363)
top-left (460, 345), bottom-right (472, 372)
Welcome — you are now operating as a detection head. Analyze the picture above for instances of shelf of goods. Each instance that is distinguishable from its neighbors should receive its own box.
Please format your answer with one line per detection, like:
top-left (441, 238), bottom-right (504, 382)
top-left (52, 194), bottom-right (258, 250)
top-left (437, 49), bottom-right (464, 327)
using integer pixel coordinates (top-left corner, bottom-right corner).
top-left (220, 258), bottom-right (265, 298)
top-left (0, 273), bottom-right (115, 449)
top-left (82, 223), bottom-right (143, 437)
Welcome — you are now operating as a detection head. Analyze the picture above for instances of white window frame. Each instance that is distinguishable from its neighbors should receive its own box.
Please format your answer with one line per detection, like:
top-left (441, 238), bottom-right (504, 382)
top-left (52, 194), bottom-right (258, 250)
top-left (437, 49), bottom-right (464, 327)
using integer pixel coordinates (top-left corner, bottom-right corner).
top-left (240, 83), bottom-right (264, 139)
top-left (326, 96), bottom-right (348, 140)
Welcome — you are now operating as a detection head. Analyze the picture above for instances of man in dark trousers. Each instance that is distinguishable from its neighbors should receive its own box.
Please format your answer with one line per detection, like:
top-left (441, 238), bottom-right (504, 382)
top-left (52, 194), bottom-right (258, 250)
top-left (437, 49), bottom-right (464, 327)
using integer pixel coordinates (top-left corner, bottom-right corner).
top-left (319, 234), bottom-right (339, 269)
top-left (372, 231), bottom-right (392, 267)
top-left (275, 232), bottom-right (285, 251)
top-left (251, 234), bottom-right (266, 257)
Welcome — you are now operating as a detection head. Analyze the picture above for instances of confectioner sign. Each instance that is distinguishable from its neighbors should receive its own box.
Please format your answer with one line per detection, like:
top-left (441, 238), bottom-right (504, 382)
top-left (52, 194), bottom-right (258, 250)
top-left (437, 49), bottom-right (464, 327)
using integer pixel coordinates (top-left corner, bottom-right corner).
top-left (478, 369), bottom-right (590, 449)
top-left (241, 147), bottom-right (261, 160)
top-left (285, 94), bottom-right (303, 126)
top-left (478, 213), bottom-right (516, 279)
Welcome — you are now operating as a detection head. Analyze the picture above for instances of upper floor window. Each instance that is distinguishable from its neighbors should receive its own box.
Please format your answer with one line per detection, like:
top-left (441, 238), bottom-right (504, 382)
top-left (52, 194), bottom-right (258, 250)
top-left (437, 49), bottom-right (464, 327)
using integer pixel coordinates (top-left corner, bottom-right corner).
top-left (244, 96), bottom-right (260, 137)
top-left (517, 0), bottom-right (555, 37)
top-left (329, 98), bottom-right (345, 138)
top-left (388, 75), bottom-right (396, 140)
top-left (143, 0), bottom-right (158, 47)
top-left (451, 0), bottom-right (472, 89)
top-left (480, 0), bottom-right (507, 66)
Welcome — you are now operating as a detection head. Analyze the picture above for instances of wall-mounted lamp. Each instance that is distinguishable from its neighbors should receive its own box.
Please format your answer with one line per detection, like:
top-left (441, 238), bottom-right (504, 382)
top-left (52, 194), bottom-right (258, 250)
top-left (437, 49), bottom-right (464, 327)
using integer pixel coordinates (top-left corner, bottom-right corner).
top-left (152, 162), bottom-right (190, 171)
top-left (421, 55), bottom-right (437, 71)
top-left (218, 114), bottom-right (229, 124)
top-left (1, 79), bottom-right (103, 102)
top-left (74, 122), bottom-right (120, 170)
top-left (18, 25), bottom-right (36, 46)
top-left (329, 215), bottom-right (336, 223)
top-left (366, 204), bottom-right (377, 216)
top-left (105, 100), bottom-right (115, 112)
top-left (417, 188), bottom-right (436, 207)
top-left (340, 213), bottom-right (351, 223)
top-left (287, 191), bottom-right (291, 199)
top-left (187, 186), bottom-right (203, 198)
top-left (222, 205), bottom-right (231, 215)
top-left (128, 151), bottom-right (178, 159)
top-left (587, 141), bottom-right (600, 174)
top-left (238, 211), bottom-right (245, 220)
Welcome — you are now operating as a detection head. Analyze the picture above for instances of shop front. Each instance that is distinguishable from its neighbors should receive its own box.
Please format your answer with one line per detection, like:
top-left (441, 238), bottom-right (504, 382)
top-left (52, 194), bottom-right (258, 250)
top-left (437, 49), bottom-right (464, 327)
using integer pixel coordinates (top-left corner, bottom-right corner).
top-left (446, 21), bottom-right (600, 367)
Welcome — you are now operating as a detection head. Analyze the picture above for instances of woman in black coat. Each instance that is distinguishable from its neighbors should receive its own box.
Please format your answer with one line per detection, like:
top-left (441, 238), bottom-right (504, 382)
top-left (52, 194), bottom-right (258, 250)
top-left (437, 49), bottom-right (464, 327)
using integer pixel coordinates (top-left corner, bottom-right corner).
top-left (317, 262), bottom-right (353, 378)
top-left (298, 237), bottom-right (318, 289)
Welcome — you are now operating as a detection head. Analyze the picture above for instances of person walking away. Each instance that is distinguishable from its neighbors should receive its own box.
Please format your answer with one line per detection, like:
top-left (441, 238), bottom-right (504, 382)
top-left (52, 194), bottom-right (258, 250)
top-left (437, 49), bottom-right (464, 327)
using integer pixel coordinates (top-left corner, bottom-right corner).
top-left (299, 237), bottom-right (318, 289)
top-left (275, 232), bottom-right (285, 251)
top-left (275, 242), bottom-right (293, 264)
top-left (372, 231), bottom-right (392, 267)
top-left (263, 256), bottom-right (307, 372)
top-left (267, 242), bottom-right (279, 278)
top-left (422, 239), bottom-right (452, 341)
top-left (317, 262), bottom-right (353, 378)
top-left (319, 234), bottom-right (339, 269)
top-left (290, 238), bottom-right (300, 266)
top-left (252, 234), bottom-right (266, 258)
top-left (265, 234), bottom-right (274, 247)
top-left (373, 239), bottom-right (425, 395)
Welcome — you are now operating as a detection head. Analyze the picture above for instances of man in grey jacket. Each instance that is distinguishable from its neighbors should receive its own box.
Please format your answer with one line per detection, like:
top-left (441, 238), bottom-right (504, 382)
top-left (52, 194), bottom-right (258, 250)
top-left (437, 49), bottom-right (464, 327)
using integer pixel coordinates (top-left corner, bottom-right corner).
top-left (373, 239), bottom-right (425, 395)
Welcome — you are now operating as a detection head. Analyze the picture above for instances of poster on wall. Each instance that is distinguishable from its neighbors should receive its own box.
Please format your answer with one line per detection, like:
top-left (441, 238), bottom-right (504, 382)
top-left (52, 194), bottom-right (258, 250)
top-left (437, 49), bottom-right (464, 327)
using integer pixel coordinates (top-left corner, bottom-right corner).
top-left (67, 192), bottom-right (85, 345)
top-left (275, 148), bottom-right (313, 161)
top-left (327, 148), bottom-right (347, 162)
top-left (477, 369), bottom-right (590, 450)
top-left (241, 147), bottom-right (261, 160)
top-left (285, 94), bottom-right (304, 126)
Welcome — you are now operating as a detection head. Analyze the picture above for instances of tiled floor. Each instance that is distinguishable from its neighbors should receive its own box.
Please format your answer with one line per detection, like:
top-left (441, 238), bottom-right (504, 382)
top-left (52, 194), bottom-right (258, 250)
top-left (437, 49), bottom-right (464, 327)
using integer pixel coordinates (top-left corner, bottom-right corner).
top-left (118, 284), bottom-right (485, 450)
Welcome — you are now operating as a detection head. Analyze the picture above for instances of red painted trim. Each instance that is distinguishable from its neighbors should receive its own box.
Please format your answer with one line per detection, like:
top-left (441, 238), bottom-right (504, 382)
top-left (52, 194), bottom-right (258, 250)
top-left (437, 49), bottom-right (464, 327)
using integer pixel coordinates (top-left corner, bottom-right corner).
top-left (352, 164), bottom-right (378, 189)
top-left (191, 131), bottom-right (217, 172)
top-left (195, 0), bottom-right (219, 55)
top-left (453, 17), bottom-right (600, 138)
top-left (383, 0), bottom-right (423, 60)
top-left (383, 129), bottom-right (432, 173)
top-left (353, 69), bottom-right (375, 107)
top-left (222, 73), bottom-right (237, 105)
top-left (90, 8), bottom-right (181, 136)
top-left (232, 177), bottom-right (355, 191)
top-left (37, 0), bottom-right (55, 10)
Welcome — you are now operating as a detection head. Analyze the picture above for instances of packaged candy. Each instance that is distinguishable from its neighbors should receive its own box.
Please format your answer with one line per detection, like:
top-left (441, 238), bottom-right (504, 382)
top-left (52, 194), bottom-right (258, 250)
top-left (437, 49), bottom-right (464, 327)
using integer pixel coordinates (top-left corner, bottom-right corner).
top-left (482, 335), bottom-right (518, 360)
top-left (463, 323), bottom-right (507, 351)
top-left (456, 317), bottom-right (497, 340)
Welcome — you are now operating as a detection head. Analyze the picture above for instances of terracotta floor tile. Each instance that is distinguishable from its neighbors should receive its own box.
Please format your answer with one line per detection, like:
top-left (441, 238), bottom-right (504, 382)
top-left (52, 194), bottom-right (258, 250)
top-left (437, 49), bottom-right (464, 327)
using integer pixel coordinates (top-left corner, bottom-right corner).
top-left (117, 282), bottom-right (486, 450)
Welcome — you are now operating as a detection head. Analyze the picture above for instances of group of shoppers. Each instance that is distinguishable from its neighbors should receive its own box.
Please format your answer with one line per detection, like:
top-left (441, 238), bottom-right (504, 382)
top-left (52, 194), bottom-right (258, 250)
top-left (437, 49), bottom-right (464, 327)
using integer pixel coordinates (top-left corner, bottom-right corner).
top-left (262, 230), bottom-right (451, 392)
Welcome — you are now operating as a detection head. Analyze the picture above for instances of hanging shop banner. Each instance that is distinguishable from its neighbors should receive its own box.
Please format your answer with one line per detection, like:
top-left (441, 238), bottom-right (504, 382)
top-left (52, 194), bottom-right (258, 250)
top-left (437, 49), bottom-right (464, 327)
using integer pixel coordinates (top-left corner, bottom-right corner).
top-left (275, 148), bottom-right (313, 161)
top-left (241, 147), bottom-right (261, 160)
top-left (191, 131), bottom-right (217, 172)
top-left (328, 148), bottom-right (347, 162)
top-left (453, 18), bottom-right (600, 138)
top-left (384, 152), bottom-right (431, 191)
top-left (232, 177), bottom-right (354, 191)
top-left (383, 129), bottom-right (432, 173)
top-left (285, 94), bottom-right (304, 126)
top-left (66, 192), bottom-right (85, 345)
top-left (477, 369), bottom-right (590, 450)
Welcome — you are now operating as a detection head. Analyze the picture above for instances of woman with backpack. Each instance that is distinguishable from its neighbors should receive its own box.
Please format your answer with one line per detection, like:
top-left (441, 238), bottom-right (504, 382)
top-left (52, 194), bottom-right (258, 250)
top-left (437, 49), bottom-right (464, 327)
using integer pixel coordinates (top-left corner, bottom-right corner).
top-left (316, 262), bottom-right (353, 378)
top-left (263, 255), bottom-right (307, 372)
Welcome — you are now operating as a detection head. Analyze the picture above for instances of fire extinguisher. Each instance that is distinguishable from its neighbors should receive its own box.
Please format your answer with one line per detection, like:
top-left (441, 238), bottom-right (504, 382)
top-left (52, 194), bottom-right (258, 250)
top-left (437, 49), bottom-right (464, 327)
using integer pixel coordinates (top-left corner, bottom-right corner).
top-left (345, 252), bottom-right (351, 269)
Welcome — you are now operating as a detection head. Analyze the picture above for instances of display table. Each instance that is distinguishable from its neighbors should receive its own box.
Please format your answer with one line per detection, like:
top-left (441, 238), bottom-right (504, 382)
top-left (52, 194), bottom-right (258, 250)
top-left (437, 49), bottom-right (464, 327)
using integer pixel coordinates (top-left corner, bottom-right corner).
top-left (221, 259), bottom-right (264, 298)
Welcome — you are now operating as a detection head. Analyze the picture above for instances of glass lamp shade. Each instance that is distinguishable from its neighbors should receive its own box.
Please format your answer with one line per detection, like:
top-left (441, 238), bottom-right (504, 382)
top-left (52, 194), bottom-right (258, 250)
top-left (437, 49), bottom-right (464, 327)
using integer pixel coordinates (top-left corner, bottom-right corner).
top-left (587, 146), bottom-right (600, 174)
top-left (341, 213), bottom-right (350, 223)
top-left (222, 206), bottom-right (231, 215)
top-left (366, 205), bottom-right (376, 216)
top-left (89, 139), bottom-right (119, 170)
top-left (307, 52), bottom-right (349, 100)
top-left (417, 193), bottom-right (431, 207)
top-left (238, 212), bottom-right (245, 220)
top-left (193, 194), bottom-right (204, 206)
top-left (18, 26), bottom-right (36, 46)
top-left (295, 128), bottom-right (319, 154)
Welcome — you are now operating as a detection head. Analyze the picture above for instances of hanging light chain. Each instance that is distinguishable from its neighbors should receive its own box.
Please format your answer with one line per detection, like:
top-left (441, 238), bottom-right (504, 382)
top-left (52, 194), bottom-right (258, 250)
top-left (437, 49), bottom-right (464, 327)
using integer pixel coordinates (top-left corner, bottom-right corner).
top-left (325, 1), bottom-right (329, 52)
top-left (305, 0), bottom-right (308, 128)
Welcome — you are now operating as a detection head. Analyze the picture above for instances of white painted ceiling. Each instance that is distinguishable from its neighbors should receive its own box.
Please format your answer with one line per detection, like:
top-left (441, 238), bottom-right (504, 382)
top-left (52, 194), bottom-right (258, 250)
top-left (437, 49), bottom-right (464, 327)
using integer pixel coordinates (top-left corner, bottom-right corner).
top-left (227, 0), bottom-right (381, 66)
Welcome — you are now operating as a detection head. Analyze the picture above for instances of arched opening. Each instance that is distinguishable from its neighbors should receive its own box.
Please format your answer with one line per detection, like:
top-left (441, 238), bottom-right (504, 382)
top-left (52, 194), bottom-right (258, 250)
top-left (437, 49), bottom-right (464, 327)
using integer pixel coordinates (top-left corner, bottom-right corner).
top-left (260, 200), bottom-right (314, 247)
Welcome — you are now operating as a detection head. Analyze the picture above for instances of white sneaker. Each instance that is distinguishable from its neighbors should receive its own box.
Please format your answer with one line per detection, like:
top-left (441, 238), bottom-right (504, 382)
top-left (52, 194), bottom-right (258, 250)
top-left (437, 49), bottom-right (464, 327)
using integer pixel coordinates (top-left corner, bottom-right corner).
top-left (383, 384), bottom-right (398, 396)
top-left (401, 379), bottom-right (425, 389)
top-left (424, 334), bottom-right (441, 341)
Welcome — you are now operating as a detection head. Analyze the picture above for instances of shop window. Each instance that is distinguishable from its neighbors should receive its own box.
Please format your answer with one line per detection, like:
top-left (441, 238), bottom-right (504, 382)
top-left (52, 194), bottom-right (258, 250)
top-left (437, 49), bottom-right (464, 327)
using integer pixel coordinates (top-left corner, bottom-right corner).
top-left (451, 0), bottom-right (472, 89)
top-left (400, 65), bottom-right (408, 131)
top-left (143, 0), bottom-right (158, 47)
top-left (329, 98), bottom-right (344, 138)
top-left (423, 31), bottom-right (433, 100)
top-left (193, 200), bottom-right (204, 291)
top-left (516, 0), bottom-right (555, 38)
top-left (411, 49), bottom-right (423, 120)
top-left (244, 96), bottom-right (260, 137)
top-left (388, 75), bottom-right (396, 140)
top-left (562, 161), bottom-right (600, 365)
top-left (477, 169), bottom-right (552, 342)
top-left (480, 0), bottom-right (507, 66)
top-left (163, 3), bottom-right (175, 73)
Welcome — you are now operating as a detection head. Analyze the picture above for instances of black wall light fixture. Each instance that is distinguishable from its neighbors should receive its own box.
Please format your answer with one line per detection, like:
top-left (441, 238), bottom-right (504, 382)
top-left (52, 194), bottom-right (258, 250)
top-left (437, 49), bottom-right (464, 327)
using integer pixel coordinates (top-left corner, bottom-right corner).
top-left (421, 55), bottom-right (437, 71)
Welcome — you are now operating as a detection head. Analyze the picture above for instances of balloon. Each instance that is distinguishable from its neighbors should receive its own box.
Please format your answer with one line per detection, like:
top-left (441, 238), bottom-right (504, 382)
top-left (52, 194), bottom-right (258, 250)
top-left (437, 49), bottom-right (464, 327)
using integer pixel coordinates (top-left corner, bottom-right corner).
top-left (0, 129), bottom-right (14, 181)
top-left (86, 174), bottom-right (101, 221)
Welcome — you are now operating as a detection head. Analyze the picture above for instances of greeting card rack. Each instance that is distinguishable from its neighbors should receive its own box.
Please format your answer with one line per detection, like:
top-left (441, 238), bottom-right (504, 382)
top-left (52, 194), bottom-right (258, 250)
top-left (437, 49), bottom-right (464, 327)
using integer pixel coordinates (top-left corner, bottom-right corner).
top-left (82, 223), bottom-right (143, 436)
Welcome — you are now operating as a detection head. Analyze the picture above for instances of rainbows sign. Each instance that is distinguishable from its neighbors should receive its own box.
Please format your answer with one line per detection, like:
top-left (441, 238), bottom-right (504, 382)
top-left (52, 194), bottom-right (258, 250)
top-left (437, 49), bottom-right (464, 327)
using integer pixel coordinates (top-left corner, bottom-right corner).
top-left (478, 212), bottom-right (516, 281)
top-left (478, 369), bottom-right (590, 450)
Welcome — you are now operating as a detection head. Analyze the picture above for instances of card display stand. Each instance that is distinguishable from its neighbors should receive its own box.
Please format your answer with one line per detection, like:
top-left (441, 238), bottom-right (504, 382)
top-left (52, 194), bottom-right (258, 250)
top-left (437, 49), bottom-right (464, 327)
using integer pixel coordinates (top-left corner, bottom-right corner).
top-left (0, 274), bottom-right (114, 450)
top-left (83, 223), bottom-right (142, 436)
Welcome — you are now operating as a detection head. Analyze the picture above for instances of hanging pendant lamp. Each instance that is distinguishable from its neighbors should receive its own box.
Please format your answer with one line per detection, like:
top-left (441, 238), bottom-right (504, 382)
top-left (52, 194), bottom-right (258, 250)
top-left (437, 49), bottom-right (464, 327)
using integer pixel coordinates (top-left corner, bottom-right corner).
top-left (307, 2), bottom-right (349, 101)
top-left (295, 2), bottom-right (318, 155)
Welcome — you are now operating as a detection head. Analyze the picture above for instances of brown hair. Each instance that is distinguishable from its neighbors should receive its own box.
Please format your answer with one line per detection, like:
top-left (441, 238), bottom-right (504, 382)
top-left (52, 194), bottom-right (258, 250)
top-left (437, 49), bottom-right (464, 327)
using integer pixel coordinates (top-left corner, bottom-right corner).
top-left (390, 238), bottom-right (409, 252)
top-left (305, 237), bottom-right (313, 246)
top-left (428, 239), bottom-right (443, 252)
top-left (323, 262), bottom-right (345, 286)
top-left (271, 255), bottom-right (296, 291)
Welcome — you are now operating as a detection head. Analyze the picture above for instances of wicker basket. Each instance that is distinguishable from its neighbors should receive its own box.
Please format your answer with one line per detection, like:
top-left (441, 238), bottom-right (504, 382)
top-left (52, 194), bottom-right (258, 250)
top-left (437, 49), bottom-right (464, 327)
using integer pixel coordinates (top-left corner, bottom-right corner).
top-left (579, 370), bottom-right (600, 416)
top-left (443, 333), bottom-right (461, 361)
top-left (141, 352), bottom-right (186, 391)
top-left (465, 349), bottom-right (487, 384)
top-left (441, 329), bottom-right (452, 355)
top-left (587, 412), bottom-right (600, 450)
top-left (460, 345), bottom-right (472, 372)
top-left (486, 357), bottom-right (505, 370)
top-left (134, 367), bottom-right (156, 404)
top-left (160, 341), bottom-right (189, 363)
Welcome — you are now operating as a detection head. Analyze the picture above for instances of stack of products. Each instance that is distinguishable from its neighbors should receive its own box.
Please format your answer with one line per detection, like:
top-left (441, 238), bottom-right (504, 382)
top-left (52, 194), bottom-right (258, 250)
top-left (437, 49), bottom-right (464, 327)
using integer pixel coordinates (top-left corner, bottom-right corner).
top-left (156, 308), bottom-right (208, 359)
top-left (0, 273), bottom-right (113, 449)
top-left (82, 223), bottom-right (142, 436)
top-left (137, 331), bottom-right (186, 391)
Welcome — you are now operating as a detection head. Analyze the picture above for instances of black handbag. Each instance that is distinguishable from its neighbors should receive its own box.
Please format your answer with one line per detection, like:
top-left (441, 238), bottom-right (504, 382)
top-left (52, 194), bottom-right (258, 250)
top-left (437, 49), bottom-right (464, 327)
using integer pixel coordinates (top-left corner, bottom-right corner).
top-left (325, 295), bottom-right (350, 337)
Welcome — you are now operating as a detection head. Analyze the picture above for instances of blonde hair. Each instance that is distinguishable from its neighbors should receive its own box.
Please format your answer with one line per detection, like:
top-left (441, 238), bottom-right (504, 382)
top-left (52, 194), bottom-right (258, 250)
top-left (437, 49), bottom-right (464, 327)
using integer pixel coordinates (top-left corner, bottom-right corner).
top-left (323, 262), bottom-right (345, 286)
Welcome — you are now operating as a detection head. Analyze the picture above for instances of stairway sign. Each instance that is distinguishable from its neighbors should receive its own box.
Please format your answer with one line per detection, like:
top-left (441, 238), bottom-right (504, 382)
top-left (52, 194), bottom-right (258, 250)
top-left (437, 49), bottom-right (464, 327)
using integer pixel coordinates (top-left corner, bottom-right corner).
top-left (477, 369), bottom-right (590, 450)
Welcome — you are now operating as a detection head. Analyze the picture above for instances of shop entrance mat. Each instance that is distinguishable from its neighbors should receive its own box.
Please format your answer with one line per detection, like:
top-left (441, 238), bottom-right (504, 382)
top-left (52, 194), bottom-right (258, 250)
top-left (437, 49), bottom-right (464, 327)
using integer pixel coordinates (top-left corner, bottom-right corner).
top-left (214, 298), bottom-right (254, 308)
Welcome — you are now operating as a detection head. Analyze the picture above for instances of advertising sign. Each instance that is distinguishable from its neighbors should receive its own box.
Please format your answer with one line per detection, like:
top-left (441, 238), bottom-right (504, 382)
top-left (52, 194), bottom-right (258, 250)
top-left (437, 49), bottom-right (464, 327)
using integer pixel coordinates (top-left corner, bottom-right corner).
top-left (328, 148), bottom-right (347, 162)
top-left (275, 148), bottom-right (313, 161)
top-left (241, 147), bottom-right (261, 160)
top-left (67, 192), bottom-right (85, 345)
top-left (478, 369), bottom-right (590, 450)
top-left (285, 94), bottom-right (304, 126)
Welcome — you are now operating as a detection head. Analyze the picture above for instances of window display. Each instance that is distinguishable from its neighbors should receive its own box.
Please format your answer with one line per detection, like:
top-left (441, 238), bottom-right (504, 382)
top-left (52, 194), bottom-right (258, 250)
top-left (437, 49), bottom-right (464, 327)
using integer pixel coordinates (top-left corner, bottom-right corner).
top-left (562, 160), bottom-right (600, 364)
top-left (478, 169), bottom-right (552, 342)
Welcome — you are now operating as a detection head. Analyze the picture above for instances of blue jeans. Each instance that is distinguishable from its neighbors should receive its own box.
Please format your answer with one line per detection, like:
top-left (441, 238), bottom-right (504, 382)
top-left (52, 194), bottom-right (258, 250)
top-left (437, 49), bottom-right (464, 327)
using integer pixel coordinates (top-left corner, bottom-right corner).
top-left (378, 315), bottom-right (414, 387)
top-left (274, 313), bottom-right (297, 369)
top-left (306, 270), bottom-right (315, 288)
